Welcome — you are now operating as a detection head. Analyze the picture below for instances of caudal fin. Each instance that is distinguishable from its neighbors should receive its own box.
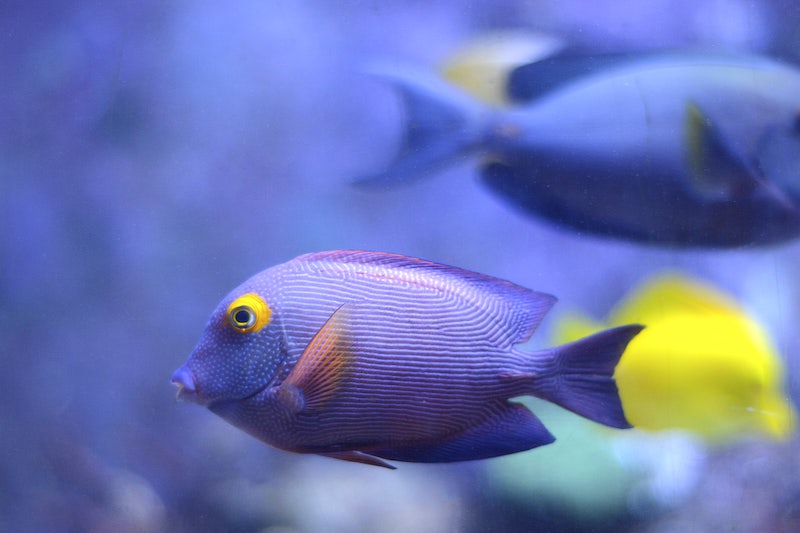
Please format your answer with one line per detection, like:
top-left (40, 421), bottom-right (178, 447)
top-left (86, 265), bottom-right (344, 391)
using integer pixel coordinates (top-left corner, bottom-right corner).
top-left (541, 324), bottom-right (643, 428)
top-left (355, 67), bottom-right (488, 187)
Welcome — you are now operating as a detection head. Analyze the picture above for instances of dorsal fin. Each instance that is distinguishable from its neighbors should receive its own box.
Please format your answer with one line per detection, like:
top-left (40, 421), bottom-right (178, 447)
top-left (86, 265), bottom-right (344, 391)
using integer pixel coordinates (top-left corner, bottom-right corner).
top-left (507, 52), bottom-right (640, 103)
top-left (294, 251), bottom-right (557, 344)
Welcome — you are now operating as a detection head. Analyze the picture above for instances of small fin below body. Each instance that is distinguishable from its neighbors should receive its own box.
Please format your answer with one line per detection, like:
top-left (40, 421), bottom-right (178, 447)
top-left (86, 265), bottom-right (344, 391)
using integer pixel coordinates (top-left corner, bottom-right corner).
top-left (319, 451), bottom-right (397, 469)
top-left (370, 402), bottom-right (555, 463)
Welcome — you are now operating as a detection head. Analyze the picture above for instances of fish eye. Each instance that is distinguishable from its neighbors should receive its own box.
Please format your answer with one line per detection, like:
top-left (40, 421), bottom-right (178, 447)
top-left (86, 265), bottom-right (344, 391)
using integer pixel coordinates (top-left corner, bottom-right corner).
top-left (226, 293), bottom-right (272, 333)
top-left (230, 306), bottom-right (256, 329)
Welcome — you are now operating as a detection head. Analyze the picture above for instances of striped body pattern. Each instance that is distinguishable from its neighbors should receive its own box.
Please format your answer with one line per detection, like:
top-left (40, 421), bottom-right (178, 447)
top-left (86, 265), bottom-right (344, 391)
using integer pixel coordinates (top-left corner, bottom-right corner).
top-left (172, 251), bottom-right (642, 468)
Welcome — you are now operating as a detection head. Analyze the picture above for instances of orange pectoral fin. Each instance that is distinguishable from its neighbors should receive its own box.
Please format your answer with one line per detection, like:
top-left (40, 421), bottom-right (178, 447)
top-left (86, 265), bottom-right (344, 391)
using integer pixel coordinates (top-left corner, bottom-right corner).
top-left (279, 304), bottom-right (354, 412)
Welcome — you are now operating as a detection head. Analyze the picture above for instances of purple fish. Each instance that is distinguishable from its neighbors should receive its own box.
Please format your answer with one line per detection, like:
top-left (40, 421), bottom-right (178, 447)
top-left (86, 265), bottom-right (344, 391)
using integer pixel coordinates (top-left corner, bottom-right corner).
top-left (171, 251), bottom-right (642, 469)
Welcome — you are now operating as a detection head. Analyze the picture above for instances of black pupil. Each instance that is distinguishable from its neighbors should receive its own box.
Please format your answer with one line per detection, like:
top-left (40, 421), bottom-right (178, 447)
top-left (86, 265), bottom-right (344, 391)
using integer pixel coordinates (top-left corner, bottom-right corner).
top-left (233, 308), bottom-right (253, 327)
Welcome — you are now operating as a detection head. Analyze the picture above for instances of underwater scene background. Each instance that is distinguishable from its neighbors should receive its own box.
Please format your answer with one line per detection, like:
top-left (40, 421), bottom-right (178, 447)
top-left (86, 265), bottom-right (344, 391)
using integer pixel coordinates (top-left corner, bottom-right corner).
top-left (3, 1), bottom-right (800, 531)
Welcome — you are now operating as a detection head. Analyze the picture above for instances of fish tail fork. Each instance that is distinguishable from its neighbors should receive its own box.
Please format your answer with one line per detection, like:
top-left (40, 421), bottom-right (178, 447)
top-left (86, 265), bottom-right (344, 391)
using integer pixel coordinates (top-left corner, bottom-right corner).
top-left (538, 324), bottom-right (643, 428)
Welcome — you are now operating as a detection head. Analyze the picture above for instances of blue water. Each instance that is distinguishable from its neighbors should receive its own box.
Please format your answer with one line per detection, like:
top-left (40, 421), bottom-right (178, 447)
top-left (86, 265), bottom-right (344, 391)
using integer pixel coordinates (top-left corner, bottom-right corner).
top-left (3, 1), bottom-right (799, 531)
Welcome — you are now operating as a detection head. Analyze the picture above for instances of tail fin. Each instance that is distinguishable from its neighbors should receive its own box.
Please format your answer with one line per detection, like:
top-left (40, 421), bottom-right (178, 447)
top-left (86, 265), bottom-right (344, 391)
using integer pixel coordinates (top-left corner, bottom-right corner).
top-left (355, 67), bottom-right (488, 187)
top-left (541, 324), bottom-right (643, 428)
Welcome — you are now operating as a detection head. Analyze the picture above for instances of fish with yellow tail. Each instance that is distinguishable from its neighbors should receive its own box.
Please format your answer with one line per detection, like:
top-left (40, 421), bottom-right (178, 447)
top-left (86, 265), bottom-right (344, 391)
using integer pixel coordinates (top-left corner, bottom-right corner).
top-left (171, 251), bottom-right (642, 468)
top-left (554, 273), bottom-right (797, 443)
top-left (359, 49), bottom-right (800, 247)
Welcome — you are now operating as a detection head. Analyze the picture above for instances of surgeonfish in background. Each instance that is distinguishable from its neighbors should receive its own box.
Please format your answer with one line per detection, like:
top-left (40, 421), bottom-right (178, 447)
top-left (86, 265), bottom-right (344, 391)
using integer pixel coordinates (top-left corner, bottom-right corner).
top-left (172, 251), bottom-right (642, 468)
top-left (358, 50), bottom-right (800, 247)
top-left (553, 273), bottom-right (797, 444)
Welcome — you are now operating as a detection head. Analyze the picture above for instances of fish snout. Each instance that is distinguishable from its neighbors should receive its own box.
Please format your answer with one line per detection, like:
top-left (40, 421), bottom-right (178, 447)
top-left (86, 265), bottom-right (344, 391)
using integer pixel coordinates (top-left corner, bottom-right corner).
top-left (171, 365), bottom-right (198, 403)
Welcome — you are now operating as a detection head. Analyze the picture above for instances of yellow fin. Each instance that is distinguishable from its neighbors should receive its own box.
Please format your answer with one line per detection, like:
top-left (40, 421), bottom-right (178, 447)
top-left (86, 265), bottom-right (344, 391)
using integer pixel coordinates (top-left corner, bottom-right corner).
top-left (441, 31), bottom-right (563, 106)
top-left (757, 392), bottom-right (798, 441)
top-left (551, 312), bottom-right (606, 345)
top-left (280, 304), bottom-right (354, 412)
top-left (608, 273), bottom-right (741, 325)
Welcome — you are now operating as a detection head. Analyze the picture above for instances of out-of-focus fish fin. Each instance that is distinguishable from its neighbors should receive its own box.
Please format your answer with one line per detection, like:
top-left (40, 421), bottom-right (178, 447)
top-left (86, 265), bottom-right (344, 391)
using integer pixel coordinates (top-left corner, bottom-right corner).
top-left (507, 52), bottom-right (642, 103)
top-left (524, 324), bottom-right (643, 428)
top-left (280, 304), bottom-right (354, 412)
top-left (685, 102), bottom-right (762, 200)
top-left (608, 273), bottom-right (740, 325)
top-left (441, 30), bottom-right (564, 106)
top-left (757, 122), bottom-right (800, 196)
top-left (759, 393), bottom-right (798, 441)
top-left (319, 451), bottom-right (397, 469)
top-left (551, 311), bottom-right (605, 344)
top-left (354, 67), bottom-right (487, 187)
top-left (371, 402), bottom-right (554, 463)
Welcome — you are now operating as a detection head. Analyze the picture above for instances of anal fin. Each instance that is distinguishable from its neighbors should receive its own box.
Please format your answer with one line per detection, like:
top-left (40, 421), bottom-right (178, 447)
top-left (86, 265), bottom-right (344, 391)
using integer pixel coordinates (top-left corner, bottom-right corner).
top-left (371, 402), bottom-right (555, 463)
top-left (320, 450), bottom-right (397, 470)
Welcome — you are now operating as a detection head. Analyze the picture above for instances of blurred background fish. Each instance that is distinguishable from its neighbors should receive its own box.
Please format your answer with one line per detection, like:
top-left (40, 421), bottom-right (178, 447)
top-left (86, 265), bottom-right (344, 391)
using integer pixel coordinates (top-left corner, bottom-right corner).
top-left (553, 273), bottom-right (797, 443)
top-left (360, 46), bottom-right (800, 247)
top-left (172, 251), bottom-right (641, 468)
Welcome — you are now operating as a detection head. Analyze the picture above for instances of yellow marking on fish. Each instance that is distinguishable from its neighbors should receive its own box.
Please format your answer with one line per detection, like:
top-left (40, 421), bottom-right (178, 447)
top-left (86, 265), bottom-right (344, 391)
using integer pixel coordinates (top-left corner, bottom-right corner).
top-left (440, 30), bottom-right (563, 106)
top-left (227, 293), bottom-right (271, 333)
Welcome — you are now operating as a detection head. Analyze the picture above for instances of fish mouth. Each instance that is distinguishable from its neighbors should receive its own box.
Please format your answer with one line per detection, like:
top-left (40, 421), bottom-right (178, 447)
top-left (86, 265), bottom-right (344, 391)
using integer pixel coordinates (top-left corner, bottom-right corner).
top-left (171, 365), bottom-right (200, 404)
top-left (171, 364), bottom-right (273, 409)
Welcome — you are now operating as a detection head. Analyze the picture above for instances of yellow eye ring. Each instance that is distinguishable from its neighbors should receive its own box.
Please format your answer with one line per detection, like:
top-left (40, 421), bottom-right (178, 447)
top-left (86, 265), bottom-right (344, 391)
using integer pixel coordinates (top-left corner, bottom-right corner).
top-left (226, 293), bottom-right (271, 333)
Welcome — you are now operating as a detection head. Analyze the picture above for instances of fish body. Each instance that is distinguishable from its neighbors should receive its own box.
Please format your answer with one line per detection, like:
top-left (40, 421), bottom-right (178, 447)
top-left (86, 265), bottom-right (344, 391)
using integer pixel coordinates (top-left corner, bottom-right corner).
top-left (361, 53), bottom-right (800, 247)
top-left (172, 251), bottom-right (642, 468)
top-left (554, 273), bottom-right (797, 443)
